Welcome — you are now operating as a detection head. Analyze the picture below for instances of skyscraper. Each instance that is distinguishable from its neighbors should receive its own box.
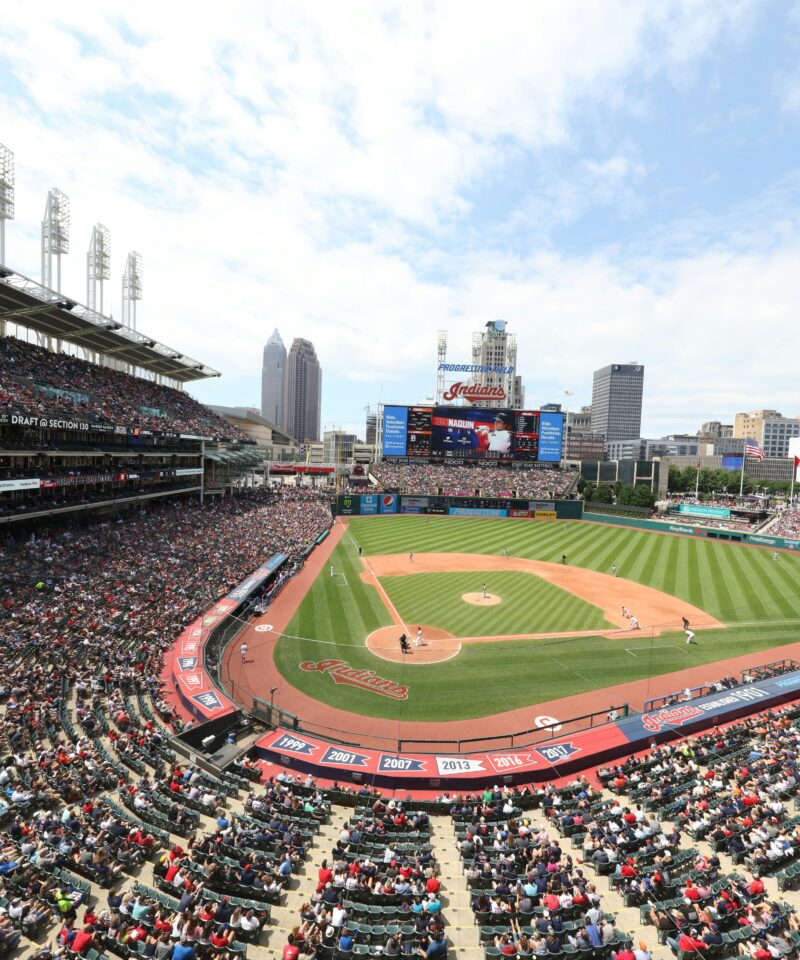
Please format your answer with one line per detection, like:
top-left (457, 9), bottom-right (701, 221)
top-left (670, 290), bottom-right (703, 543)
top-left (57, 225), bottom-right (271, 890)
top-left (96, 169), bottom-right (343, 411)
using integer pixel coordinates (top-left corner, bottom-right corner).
top-left (284, 338), bottom-right (321, 442)
top-left (469, 320), bottom-right (525, 409)
top-left (261, 329), bottom-right (286, 427)
top-left (591, 363), bottom-right (644, 443)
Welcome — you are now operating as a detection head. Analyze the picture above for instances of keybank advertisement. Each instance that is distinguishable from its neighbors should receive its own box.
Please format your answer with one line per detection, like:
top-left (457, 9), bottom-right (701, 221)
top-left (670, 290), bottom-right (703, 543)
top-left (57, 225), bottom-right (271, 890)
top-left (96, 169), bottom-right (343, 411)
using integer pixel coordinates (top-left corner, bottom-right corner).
top-left (538, 412), bottom-right (564, 462)
top-left (382, 406), bottom-right (408, 457)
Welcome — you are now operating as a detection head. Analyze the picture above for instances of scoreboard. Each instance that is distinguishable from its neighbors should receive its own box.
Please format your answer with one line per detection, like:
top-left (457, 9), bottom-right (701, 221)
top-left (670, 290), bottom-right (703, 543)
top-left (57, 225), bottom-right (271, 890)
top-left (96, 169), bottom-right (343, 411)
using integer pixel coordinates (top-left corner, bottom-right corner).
top-left (382, 405), bottom-right (564, 464)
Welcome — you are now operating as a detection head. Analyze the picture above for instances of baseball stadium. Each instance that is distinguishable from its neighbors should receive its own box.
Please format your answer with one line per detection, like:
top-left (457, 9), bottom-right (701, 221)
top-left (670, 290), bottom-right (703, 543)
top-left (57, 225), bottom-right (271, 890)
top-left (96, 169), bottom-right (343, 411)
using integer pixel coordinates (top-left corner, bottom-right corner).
top-left (3, 178), bottom-right (800, 960)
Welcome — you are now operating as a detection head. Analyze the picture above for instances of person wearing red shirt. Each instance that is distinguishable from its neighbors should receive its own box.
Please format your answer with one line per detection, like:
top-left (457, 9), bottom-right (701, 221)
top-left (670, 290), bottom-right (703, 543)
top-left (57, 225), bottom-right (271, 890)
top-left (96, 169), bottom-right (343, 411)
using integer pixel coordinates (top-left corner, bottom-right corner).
top-left (164, 862), bottom-right (180, 884)
top-left (318, 864), bottom-right (333, 892)
top-left (613, 944), bottom-right (635, 960)
top-left (751, 942), bottom-right (772, 960)
top-left (684, 881), bottom-right (700, 901)
top-left (676, 931), bottom-right (707, 953)
top-left (282, 936), bottom-right (300, 960)
top-left (70, 926), bottom-right (95, 955)
top-left (426, 877), bottom-right (441, 895)
top-left (749, 877), bottom-right (765, 897)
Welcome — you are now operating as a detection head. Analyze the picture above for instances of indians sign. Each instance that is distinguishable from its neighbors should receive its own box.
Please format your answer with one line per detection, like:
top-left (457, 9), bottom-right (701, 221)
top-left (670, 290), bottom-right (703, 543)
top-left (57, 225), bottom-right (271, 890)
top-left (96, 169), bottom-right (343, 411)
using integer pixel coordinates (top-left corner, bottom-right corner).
top-left (300, 659), bottom-right (409, 700)
top-left (442, 381), bottom-right (506, 403)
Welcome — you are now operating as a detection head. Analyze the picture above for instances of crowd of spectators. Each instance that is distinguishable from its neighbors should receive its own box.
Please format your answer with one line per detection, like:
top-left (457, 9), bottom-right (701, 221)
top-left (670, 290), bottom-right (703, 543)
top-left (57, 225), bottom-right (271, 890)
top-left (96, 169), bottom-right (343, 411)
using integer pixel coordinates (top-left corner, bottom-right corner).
top-left (0, 488), bottom-right (331, 730)
top-left (366, 463), bottom-right (577, 499)
top-left (767, 509), bottom-right (800, 540)
top-left (0, 336), bottom-right (246, 440)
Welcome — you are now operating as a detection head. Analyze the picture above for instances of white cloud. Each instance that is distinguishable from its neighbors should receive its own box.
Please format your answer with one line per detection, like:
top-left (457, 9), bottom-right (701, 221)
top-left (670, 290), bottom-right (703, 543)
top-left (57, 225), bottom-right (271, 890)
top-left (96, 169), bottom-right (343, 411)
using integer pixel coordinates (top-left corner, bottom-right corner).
top-left (2, 0), bottom-right (798, 440)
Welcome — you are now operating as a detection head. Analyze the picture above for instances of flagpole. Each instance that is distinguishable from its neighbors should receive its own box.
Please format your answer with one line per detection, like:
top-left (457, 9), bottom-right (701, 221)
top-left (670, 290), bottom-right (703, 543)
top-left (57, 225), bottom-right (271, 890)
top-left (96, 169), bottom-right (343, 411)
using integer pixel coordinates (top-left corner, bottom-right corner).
top-left (739, 439), bottom-right (746, 497)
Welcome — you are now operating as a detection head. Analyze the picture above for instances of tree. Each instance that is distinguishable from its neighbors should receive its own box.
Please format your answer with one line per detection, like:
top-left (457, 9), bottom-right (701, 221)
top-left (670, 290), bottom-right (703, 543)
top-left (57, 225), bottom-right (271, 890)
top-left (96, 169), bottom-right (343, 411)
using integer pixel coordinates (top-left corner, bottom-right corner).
top-left (593, 484), bottom-right (615, 503)
top-left (632, 484), bottom-right (656, 508)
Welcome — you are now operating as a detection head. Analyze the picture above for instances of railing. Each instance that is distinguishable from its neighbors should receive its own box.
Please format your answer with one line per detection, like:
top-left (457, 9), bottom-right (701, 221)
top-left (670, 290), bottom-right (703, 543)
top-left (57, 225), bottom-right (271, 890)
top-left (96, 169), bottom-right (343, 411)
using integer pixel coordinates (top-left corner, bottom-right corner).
top-left (643, 657), bottom-right (800, 712)
top-left (250, 700), bottom-right (629, 755)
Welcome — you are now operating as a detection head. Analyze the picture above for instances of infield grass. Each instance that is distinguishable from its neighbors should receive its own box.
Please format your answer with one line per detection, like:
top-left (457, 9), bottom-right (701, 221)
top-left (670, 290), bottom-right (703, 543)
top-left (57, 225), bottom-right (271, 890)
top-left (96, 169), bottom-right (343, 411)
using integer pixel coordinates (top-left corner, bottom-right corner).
top-left (272, 515), bottom-right (800, 721)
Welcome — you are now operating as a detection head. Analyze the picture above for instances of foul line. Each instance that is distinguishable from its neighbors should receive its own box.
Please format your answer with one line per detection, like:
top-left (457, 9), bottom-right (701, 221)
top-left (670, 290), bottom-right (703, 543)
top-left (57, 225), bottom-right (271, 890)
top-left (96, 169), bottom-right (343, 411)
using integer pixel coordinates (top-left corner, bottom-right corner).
top-left (344, 525), bottom-right (409, 634)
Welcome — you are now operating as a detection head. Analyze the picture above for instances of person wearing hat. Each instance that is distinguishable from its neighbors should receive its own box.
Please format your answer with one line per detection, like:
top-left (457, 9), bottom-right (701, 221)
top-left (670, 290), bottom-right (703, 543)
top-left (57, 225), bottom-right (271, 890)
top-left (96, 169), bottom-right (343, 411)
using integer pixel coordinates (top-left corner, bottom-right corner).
top-left (476, 410), bottom-right (513, 454)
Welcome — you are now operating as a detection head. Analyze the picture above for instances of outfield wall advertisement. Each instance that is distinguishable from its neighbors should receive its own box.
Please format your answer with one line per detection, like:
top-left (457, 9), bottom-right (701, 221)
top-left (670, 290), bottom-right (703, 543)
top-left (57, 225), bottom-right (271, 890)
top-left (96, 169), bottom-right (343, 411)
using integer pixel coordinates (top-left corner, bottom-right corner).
top-left (584, 512), bottom-right (800, 551)
top-left (337, 493), bottom-right (570, 518)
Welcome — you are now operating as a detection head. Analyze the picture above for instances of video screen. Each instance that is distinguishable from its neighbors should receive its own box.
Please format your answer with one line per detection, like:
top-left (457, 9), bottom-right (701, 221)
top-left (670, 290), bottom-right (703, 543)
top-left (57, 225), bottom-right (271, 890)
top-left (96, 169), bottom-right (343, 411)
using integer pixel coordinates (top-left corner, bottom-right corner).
top-left (382, 405), bottom-right (564, 463)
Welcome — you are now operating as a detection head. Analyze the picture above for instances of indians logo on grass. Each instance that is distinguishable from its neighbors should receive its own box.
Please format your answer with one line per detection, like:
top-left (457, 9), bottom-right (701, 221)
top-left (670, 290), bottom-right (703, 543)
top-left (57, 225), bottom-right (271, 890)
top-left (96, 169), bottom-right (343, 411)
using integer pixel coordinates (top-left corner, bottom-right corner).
top-left (300, 659), bottom-right (409, 700)
top-left (641, 705), bottom-right (704, 732)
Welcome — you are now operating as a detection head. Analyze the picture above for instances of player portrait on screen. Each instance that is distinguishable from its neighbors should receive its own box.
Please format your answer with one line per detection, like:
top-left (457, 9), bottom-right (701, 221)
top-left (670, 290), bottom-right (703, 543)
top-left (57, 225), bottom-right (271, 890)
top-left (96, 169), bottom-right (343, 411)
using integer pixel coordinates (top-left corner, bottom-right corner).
top-left (476, 410), bottom-right (513, 455)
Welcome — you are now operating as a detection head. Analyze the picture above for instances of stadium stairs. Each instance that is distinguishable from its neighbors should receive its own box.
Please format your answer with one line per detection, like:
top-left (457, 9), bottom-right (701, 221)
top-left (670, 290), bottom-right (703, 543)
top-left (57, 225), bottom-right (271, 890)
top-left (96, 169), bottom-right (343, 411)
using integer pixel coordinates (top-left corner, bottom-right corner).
top-left (9, 682), bottom-right (800, 960)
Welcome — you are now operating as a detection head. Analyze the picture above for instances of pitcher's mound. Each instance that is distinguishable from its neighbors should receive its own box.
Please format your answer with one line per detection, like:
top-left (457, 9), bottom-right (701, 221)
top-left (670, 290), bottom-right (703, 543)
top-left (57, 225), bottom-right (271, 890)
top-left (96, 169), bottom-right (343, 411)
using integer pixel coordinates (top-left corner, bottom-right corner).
top-left (366, 626), bottom-right (461, 664)
top-left (462, 592), bottom-right (502, 606)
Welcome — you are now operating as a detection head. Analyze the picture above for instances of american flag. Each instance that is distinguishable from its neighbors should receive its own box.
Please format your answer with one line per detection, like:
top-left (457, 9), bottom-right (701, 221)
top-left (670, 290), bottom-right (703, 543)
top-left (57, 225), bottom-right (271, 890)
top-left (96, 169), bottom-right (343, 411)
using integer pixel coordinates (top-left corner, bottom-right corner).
top-left (745, 437), bottom-right (765, 460)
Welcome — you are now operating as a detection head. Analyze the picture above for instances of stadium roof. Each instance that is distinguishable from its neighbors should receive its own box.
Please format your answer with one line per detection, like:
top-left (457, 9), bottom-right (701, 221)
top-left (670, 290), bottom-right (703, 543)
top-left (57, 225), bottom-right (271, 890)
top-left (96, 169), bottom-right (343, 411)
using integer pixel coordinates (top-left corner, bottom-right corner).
top-left (0, 266), bottom-right (220, 383)
top-left (208, 405), bottom-right (295, 445)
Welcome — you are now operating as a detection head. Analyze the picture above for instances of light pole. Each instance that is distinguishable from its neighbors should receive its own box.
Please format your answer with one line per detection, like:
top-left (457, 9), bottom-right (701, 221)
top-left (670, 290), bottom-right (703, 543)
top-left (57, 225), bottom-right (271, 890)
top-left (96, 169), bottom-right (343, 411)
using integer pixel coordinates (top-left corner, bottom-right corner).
top-left (270, 686), bottom-right (278, 725)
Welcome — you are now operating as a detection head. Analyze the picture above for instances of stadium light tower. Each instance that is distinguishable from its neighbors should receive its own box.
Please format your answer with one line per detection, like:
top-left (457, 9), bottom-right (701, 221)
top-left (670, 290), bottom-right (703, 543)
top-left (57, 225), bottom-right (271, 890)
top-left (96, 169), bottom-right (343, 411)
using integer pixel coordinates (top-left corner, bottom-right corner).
top-left (0, 143), bottom-right (14, 266)
top-left (87, 223), bottom-right (111, 314)
top-left (436, 329), bottom-right (447, 403)
top-left (41, 188), bottom-right (70, 292)
top-left (121, 251), bottom-right (142, 331)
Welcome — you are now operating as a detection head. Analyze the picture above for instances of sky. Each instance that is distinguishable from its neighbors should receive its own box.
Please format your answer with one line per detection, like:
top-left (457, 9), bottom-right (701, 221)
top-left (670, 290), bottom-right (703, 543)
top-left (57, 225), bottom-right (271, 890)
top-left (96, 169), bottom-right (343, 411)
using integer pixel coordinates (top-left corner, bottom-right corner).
top-left (1, 0), bottom-right (799, 440)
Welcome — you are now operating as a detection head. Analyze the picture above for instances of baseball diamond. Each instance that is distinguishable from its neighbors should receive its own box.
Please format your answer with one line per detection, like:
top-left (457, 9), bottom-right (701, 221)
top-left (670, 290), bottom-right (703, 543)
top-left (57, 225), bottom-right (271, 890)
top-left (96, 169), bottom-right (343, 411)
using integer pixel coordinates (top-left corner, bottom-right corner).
top-left (223, 514), bottom-right (800, 734)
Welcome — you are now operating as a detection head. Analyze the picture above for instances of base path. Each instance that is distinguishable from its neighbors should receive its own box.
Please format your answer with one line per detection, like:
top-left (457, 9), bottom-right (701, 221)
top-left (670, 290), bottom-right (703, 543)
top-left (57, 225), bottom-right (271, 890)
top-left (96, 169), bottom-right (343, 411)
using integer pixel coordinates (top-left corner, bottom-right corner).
top-left (364, 552), bottom-right (722, 633)
top-left (220, 521), bottom-right (760, 752)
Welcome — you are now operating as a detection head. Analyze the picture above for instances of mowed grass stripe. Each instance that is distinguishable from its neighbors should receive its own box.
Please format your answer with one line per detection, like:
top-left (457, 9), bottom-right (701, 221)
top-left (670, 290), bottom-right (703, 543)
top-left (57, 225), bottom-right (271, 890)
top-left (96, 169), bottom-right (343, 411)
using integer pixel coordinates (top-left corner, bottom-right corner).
top-left (723, 543), bottom-right (770, 622)
top-left (380, 571), bottom-right (611, 637)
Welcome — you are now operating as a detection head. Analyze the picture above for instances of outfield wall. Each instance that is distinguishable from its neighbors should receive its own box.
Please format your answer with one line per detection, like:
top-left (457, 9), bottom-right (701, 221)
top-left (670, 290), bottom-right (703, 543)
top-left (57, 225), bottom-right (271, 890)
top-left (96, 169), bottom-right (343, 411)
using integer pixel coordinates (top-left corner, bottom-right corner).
top-left (583, 511), bottom-right (800, 551)
top-left (335, 493), bottom-right (581, 520)
top-left (334, 494), bottom-right (798, 551)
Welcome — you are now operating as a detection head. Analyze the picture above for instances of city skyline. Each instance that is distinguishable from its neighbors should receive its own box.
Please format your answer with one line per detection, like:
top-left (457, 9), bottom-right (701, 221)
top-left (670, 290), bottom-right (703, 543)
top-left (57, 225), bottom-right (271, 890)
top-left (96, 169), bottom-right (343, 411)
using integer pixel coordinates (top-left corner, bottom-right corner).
top-left (1, 4), bottom-right (800, 438)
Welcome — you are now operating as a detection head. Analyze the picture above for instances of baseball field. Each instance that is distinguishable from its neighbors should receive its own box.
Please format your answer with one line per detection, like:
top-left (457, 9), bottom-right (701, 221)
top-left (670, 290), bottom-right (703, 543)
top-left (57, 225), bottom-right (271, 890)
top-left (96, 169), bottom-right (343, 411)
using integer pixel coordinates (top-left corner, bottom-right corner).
top-left (272, 516), bottom-right (800, 722)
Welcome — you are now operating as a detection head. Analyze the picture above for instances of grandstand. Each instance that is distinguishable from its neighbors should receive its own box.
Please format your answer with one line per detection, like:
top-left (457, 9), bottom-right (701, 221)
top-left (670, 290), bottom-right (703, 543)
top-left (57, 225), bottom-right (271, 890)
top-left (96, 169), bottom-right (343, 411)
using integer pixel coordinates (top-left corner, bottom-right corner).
top-left (4, 280), bottom-right (800, 960)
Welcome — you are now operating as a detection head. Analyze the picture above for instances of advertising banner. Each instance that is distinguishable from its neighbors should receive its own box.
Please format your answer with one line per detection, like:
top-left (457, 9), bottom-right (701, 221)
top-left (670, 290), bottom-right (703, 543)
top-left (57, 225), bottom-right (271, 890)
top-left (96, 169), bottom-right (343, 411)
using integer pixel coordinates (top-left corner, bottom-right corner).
top-left (360, 494), bottom-right (378, 515)
top-left (538, 411), bottom-right (565, 462)
top-left (0, 477), bottom-right (41, 492)
top-left (448, 506), bottom-right (508, 517)
top-left (257, 669), bottom-right (800, 786)
top-left (677, 504), bottom-right (731, 518)
top-left (382, 406), bottom-right (409, 457)
top-left (379, 494), bottom-right (398, 514)
top-left (535, 510), bottom-right (557, 519)
top-left (722, 456), bottom-right (743, 471)
top-left (337, 496), bottom-right (359, 515)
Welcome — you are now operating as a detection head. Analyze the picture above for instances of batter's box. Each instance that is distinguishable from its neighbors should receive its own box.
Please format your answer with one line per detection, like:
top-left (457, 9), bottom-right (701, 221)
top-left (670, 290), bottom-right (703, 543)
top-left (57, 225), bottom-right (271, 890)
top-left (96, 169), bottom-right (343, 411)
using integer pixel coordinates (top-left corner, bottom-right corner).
top-left (625, 644), bottom-right (688, 657)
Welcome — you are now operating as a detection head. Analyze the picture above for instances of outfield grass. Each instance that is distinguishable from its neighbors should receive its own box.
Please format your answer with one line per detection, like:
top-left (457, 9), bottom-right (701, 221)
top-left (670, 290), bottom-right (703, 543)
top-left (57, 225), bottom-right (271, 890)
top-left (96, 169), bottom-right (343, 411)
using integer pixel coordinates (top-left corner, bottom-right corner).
top-left (272, 516), bottom-right (800, 722)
